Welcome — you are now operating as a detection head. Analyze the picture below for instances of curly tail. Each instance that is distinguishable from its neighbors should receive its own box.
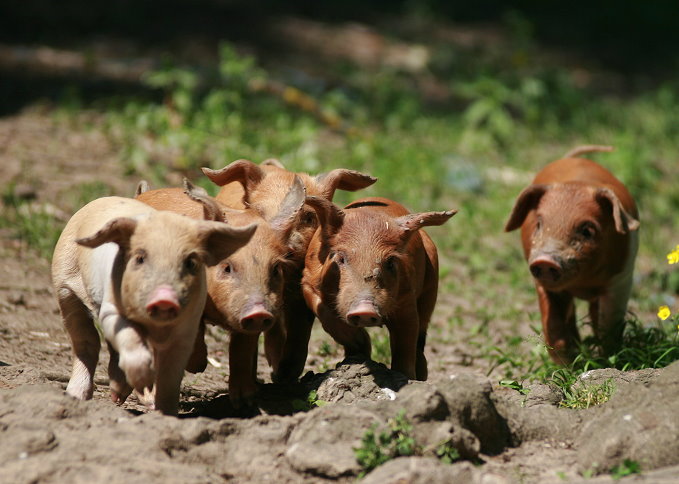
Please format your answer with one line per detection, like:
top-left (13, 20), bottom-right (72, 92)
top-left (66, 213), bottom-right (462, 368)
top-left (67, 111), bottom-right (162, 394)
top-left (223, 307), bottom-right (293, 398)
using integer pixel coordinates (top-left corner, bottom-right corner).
top-left (562, 145), bottom-right (614, 159)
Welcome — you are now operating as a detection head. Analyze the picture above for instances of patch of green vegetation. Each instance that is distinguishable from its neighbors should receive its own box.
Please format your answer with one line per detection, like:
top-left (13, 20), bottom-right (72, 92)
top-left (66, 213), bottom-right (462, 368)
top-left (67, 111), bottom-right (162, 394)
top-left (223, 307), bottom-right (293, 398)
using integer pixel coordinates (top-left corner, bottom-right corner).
top-left (0, 184), bottom-right (64, 259)
top-left (354, 410), bottom-right (418, 477)
top-left (291, 389), bottom-right (327, 412)
top-left (559, 378), bottom-right (616, 410)
top-left (371, 329), bottom-right (391, 366)
top-left (611, 459), bottom-right (641, 480)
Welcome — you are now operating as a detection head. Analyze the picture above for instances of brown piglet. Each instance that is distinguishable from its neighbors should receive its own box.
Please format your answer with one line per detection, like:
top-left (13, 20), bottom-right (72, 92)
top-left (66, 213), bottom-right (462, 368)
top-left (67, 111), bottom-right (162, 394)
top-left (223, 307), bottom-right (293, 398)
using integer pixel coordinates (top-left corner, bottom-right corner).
top-left (51, 196), bottom-right (256, 415)
top-left (202, 159), bottom-right (377, 382)
top-left (302, 196), bottom-right (456, 380)
top-left (505, 145), bottom-right (640, 363)
top-left (136, 179), bottom-right (305, 406)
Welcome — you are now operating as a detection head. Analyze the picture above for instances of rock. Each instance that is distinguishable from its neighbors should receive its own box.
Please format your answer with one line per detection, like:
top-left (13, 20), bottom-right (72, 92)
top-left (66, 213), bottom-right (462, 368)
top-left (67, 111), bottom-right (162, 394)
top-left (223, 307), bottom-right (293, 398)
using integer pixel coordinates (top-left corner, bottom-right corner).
top-left (437, 373), bottom-right (510, 455)
top-left (576, 361), bottom-right (679, 475)
top-left (285, 404), bottom-right (381, 477)
top-left (362, 457), bottom-right (483, 484)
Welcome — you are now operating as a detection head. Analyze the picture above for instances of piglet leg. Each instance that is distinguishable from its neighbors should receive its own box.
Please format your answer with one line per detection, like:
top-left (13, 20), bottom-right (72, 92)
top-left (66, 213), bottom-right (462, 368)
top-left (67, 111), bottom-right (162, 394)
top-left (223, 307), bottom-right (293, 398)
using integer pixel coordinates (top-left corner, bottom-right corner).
top-left (537, 285), bottom-right (579, 364)
top-left (317, 304), bottom-right (371, 360)
top-left (60, 290), bottom-right (100, 401)
top-left (388, 306), bottom-right (419, 380)
top-left (106, 341), bottom-right (133, 404)
top-left (228, 332), bottom-right (260, 408)
top-left (100, 302), bottom-right (155, 394)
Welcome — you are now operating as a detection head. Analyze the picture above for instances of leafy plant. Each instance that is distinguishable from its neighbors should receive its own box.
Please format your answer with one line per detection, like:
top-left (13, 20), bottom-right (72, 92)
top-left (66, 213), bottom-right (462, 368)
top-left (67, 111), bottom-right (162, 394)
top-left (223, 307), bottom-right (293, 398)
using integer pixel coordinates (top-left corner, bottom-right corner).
top-left (354, 410), bottom-right (418, 477)
top-left (611, 459), bottom-right (641, 480)
top-left (559, 379), bottom-right (616, 410)
top-left (291, 390), bottom-right (327, 412)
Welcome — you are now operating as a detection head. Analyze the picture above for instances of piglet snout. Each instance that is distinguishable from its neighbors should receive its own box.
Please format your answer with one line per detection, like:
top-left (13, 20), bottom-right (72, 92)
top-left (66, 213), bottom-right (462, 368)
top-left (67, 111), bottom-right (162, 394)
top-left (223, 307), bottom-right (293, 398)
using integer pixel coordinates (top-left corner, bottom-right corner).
top-left (146, 285), bottom-right (181, 321)
top-left (240, 304), bottom-right (274, 333)
top-left (529, 256), bottom-right (562, 284)
top-left (347, 300), bottom-right (381, 327)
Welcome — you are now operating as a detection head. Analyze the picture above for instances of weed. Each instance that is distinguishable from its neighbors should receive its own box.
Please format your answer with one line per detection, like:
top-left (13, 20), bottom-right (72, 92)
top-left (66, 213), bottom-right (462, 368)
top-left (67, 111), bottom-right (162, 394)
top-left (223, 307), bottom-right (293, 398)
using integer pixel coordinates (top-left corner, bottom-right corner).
top-left (371, 329), bottom-right (391, 365)
top-left (499, 380), bottom-right (530, 396)
top-left (611, 459), bottom-right (641, 480)
top-left (291, 390), bottom-right (327, 412)
top-left (354, 410), bottom-right (418, 477)
top-left (434, 440), bottom-right (461, 464)
top-left (559, 379), bottom-right (616, 410)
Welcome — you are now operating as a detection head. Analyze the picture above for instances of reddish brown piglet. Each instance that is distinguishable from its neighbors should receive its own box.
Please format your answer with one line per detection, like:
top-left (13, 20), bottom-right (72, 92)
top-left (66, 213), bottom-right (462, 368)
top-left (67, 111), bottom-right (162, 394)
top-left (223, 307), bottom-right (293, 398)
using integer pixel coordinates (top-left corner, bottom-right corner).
top-left (302, 196), bottom-right (456, 380)
top-left (505, 145), bottom-right (640, 364)
top-left (202, 159), bottom-right (377, 382)
top-left (136, 178), bottom-right (305, 406)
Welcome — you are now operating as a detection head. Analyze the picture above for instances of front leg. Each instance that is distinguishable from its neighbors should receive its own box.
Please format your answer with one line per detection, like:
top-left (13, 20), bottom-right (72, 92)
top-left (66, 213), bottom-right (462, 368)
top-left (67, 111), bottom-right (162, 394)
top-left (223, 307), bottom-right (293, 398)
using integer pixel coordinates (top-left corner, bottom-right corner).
top-left (593, 271), bottom-right (634, 356)
top-left (536, 285), bottom-right (579, 364)
top-left (100, 302), bottom-right (155, 394)
top-left (387, 306), bottom-right (419, 380)
top-left (228, 332), bottom-right (260, 408)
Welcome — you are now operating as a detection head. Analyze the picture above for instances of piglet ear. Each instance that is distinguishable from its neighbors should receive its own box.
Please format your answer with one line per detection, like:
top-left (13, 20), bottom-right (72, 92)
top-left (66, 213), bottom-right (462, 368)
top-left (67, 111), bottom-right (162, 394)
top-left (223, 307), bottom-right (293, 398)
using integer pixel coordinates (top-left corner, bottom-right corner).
top-left (395, 209), bottom-right (457, 242)
top-left (596, 187), bottom-right (640, 233)
top-left (76, 217), bottom-right (138, 249)
top-left (270, 175), bottom-right (306, 239)
top-left (183, 178), bottom-right (225, 223)
top-left (198, 221), bottom-right (258, 266)
top-left (504, 184), bottom-right (548, 232)
top-left (135, 180), bottom-right (150, 196)
top-left (305, 196), bottom-right (345, 243)
top-left (261, 158), bottom-right (285, 169)
top-left (201, 159), bottom-right (265, 207)
top-left (314, 169), bottom-right (377, 200)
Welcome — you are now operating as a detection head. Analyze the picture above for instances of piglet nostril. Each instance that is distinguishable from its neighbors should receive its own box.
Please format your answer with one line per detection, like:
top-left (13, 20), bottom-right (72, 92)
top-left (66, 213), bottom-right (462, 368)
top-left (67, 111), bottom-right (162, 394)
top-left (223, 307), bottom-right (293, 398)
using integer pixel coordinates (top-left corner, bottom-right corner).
top-left (529, 256), bottom-right (562, 283)
top-left (146, 285), bottom-right (180, 320)
top-left (240, 307), bottom-right (274, 333)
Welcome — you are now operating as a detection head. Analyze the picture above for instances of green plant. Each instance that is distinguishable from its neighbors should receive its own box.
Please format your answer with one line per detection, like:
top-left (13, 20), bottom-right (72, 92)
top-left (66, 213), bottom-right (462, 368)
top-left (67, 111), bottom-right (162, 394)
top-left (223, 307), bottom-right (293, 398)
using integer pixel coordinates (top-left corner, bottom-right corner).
top-left (371, 329), bottom-right (391, 365)
top-left (610, 459), bottom-right (641, 480)
top-left (0, 184), bottom-right (64, 259)
top-left (559, 379), bottom-right (615, 410)
top-left (499, 379), bottom-right (530, 395)
top-left (435, 440), bottom-right (461, 464)
top-left (291, 389), bottom-right (327, 412)
top-left (354, 410), bottom-right (418, 477)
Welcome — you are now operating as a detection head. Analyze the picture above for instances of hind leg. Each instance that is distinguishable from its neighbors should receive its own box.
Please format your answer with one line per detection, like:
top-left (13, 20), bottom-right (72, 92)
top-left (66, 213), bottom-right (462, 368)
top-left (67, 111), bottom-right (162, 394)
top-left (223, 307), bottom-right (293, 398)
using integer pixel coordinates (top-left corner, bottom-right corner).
top-left (58, 289), bottom-right (100, 400)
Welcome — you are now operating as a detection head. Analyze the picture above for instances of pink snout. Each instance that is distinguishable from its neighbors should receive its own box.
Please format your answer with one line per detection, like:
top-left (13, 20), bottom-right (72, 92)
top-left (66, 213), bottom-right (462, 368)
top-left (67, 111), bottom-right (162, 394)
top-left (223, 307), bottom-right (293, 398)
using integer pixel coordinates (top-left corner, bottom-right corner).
top-left (529, 255), bottom-right (562, 284)
top-left (346, 300), bottom-right (381, 327)
top-left (240, 304), bottom-right (274, 333)
top-left (146, 285), bottom-right (181, 321)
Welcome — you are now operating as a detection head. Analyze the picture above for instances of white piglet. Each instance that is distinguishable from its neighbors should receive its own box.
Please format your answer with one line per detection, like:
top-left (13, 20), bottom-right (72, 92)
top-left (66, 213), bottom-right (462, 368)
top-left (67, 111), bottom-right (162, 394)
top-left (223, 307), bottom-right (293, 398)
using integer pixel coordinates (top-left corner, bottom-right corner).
top-left (51, 196), bottom-right (256, 415)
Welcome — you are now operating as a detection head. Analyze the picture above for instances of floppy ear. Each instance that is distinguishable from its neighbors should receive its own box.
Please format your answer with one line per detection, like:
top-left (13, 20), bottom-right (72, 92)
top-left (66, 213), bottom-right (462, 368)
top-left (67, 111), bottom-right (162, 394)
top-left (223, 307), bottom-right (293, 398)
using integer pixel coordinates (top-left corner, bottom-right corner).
top-left (183, 178), bottom-right (226, 223)
top-left (596, 187), bottom-right (640, 233)
top-left (504, 184), bottom-right (548, 232)
top-left (269, 175), bottom-right (306, 240)
top-left (314, 169), bottom-right (377, 200)
top-left (198, 221), bottom-right (258, 266)
top-left (304, 196), bottom-right (345, 245)
top-left (76, 218), bottom-right (138, 249)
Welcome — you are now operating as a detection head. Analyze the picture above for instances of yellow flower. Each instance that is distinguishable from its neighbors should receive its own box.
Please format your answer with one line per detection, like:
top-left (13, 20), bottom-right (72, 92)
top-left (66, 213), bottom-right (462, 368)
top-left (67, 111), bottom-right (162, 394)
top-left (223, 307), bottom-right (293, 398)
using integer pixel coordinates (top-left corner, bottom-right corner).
top-left (658, 305), bottom-right (671, 320)
top-left (668, 249), bottom-right (679, 265)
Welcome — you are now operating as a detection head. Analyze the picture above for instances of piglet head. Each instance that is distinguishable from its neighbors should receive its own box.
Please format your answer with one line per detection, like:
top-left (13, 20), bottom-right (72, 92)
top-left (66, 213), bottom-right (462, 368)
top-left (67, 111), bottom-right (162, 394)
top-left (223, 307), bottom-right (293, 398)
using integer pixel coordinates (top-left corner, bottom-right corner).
top-left (307, 197), bottom-right (455, 327)
top-left (76, 211), bottom-right (257, 326)
top-left (505, 182), bottom-right (639, 290)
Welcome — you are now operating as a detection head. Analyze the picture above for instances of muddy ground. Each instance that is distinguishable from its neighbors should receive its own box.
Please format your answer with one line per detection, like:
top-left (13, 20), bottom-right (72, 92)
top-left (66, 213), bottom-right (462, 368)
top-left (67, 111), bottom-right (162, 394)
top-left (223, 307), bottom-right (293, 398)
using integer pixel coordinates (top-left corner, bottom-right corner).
top-left (1, 109), bottom-right (679, 484)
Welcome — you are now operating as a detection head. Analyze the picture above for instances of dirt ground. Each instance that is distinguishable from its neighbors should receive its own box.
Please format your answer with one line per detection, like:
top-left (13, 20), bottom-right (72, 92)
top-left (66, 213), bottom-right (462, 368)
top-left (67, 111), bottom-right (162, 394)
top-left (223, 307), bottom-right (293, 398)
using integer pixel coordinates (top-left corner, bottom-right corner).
top-left (2, 110), bottom-right (679, 484)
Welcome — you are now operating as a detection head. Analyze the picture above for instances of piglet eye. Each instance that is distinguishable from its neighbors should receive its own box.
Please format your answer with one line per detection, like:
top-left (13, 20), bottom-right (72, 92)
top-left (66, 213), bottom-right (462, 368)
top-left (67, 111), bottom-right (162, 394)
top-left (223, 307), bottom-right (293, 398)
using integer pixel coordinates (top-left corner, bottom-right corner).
top-left (223, 263), bottom-right (232, 274)
top-left (579, 223), bottom-right (596, 240)
top-left (535, 216), bottom-right (543, 232)
top-left (184, 254), bottom-right (199, 274)
top-left (385, 257), bottom-right (397, 273)
top-left (134, 250), bottom-right (147, 266)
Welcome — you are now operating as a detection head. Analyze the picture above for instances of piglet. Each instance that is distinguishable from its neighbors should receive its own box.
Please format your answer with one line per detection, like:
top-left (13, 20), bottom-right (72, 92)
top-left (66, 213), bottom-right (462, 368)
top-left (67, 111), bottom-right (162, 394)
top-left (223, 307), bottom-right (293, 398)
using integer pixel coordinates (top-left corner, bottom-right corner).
top-left (505, 145), bottom-right (640, 363)
top-left (302, 196), bottom-right (456, 380)
top-left (202, 159), bottom-right (377, 382)
top-left (136, 178), bottom-right (305, 406)
top-left (51, 196), bottom-right (256, 415)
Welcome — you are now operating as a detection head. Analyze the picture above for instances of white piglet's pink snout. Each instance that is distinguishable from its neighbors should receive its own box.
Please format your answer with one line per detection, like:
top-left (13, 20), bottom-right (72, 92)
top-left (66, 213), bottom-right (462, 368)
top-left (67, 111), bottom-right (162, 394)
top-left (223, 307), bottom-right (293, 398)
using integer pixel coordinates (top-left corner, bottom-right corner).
top-left (146, 285), bottom-right (181, 321)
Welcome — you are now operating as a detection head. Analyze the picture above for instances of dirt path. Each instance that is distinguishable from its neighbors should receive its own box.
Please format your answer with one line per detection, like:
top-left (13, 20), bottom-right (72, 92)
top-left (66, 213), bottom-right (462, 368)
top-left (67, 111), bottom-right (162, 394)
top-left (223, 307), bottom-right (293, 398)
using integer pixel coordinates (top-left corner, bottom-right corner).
top-left (2, 111), bottom-right (679, 483)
